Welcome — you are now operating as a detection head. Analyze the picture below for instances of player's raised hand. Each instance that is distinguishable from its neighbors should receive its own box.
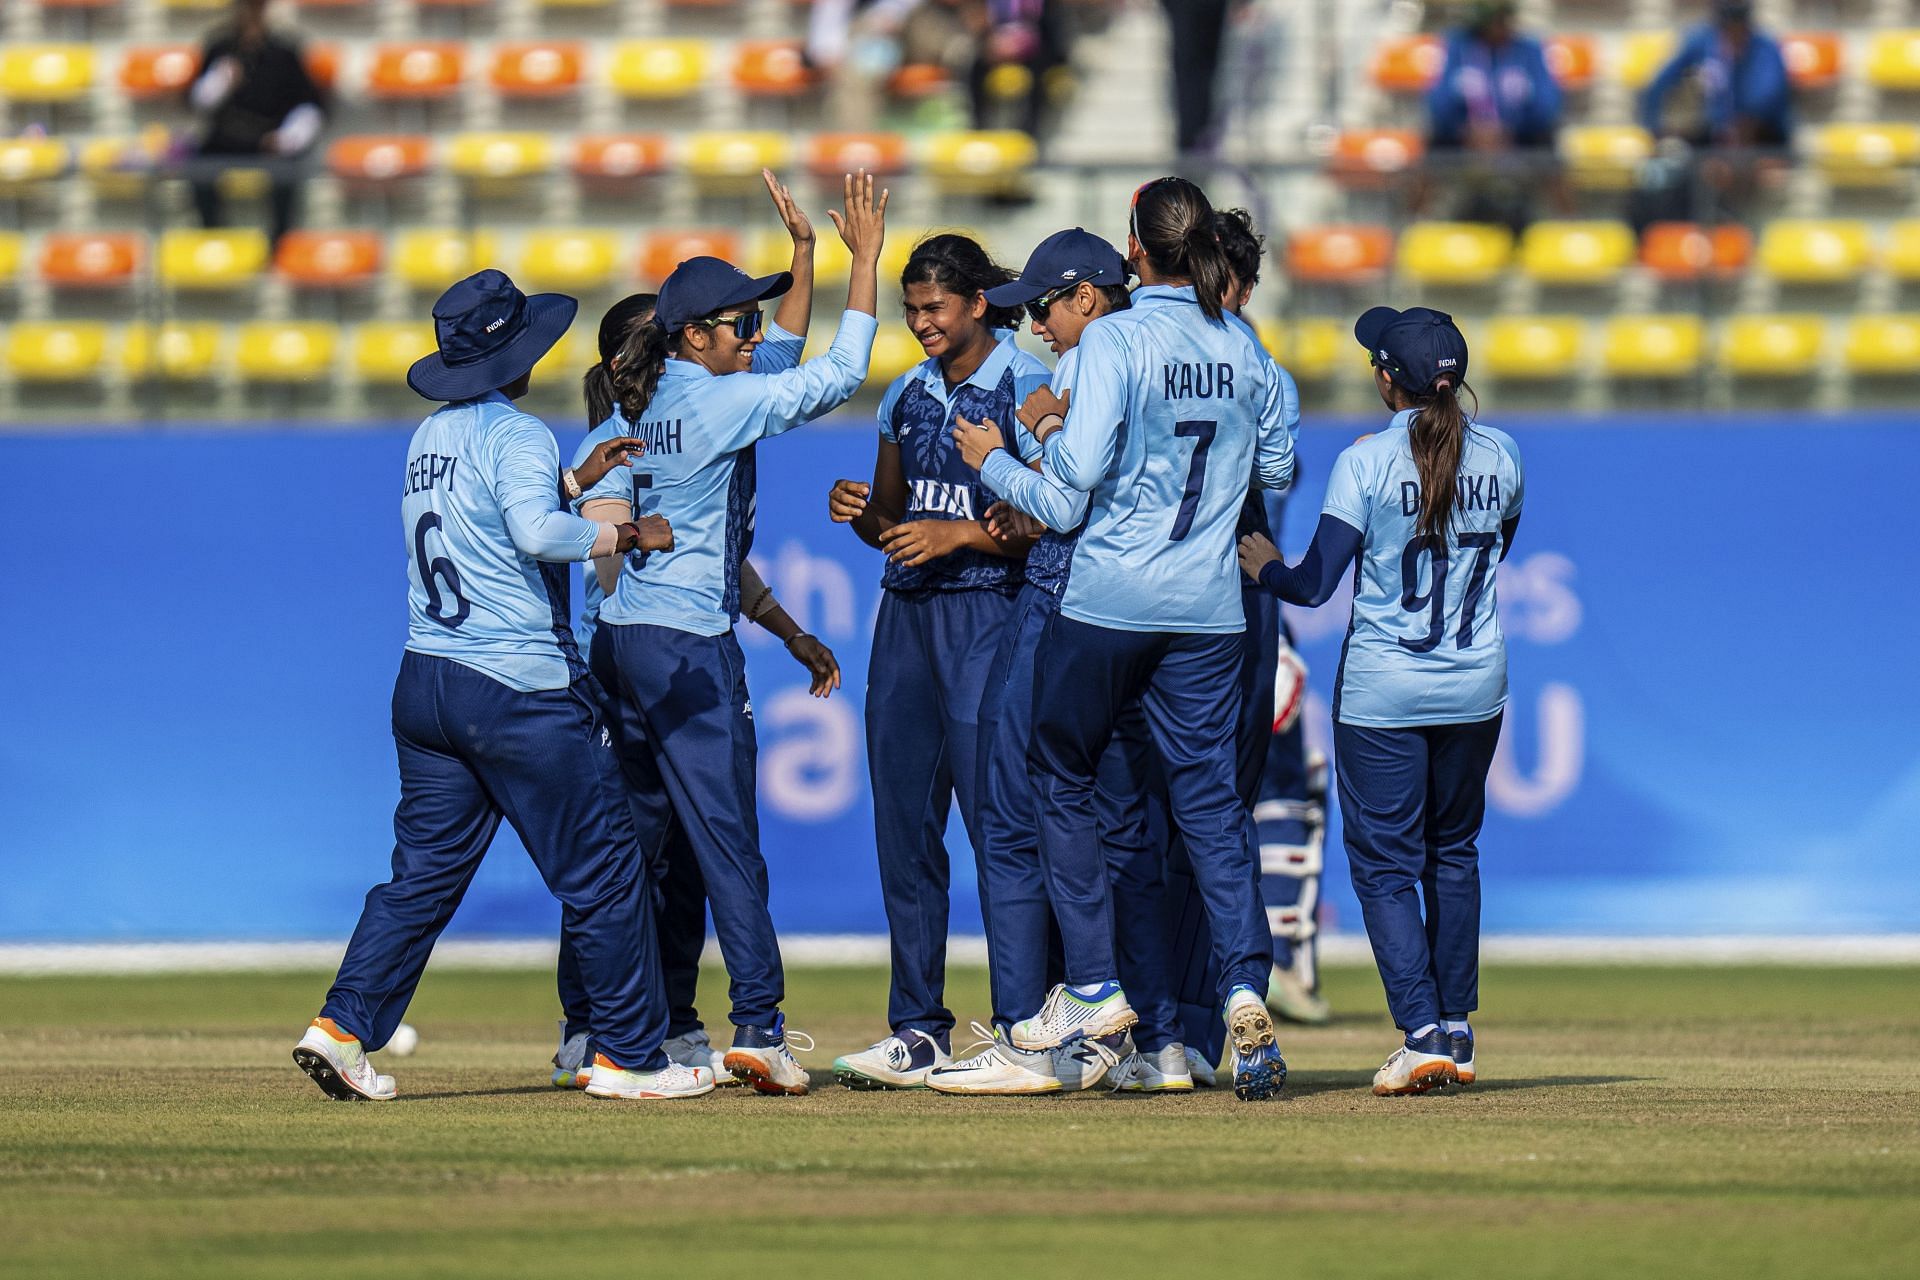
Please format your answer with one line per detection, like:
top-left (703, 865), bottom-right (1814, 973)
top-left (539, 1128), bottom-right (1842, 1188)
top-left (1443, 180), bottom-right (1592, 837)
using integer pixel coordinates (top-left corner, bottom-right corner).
top-left (985, 501), bottom-right (1044, 543)
top-left (828, 478), bottom-right (870, 523)
top-left (572, 436), bottom-right (646, 491)
top-left (761, 168), bottom-right (813, 247)
top-left (786, 633), bottom-right (842, 698)
top-left (826, 169), bottom-right (889, 263)
top-left (618, 514), bottom-right (674, 554)
top-left (1237, 532), bottom-right (1280, 581)
top-left (952, 415), bottom-right (1006, 472)
top-left (1017, 385), bottom-right (1069, 440)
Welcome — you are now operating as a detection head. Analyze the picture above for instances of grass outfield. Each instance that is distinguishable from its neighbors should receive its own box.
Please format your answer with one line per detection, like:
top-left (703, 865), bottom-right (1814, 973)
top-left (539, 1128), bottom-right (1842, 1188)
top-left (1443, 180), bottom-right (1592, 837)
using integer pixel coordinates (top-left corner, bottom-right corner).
top-left (1, 964), bottom-right (1916, 1279)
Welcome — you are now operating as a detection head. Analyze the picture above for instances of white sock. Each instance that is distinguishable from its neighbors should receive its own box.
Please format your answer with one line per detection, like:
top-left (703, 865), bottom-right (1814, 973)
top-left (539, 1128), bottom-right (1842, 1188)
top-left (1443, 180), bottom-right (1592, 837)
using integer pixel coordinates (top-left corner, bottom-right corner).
top-left (1441, 1019), bottom-right (1471, 1036)
top-left (1410, 1023), bottom-right (1439, 1040)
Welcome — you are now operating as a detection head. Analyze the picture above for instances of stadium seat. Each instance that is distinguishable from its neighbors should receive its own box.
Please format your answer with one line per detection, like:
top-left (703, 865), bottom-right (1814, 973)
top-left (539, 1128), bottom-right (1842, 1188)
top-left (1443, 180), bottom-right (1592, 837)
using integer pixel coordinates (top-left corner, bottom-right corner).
top-left (1617, 31), bottom-right (1676, 89)
top-left (1865, 31), bottom-right (1920, 90)
top-left (1559, 125), bottom-right (1653, 190)
top-left (367, 43), bottom-right (464, 100)
top-left (925, 131), bottom-right (1038, 191)
top-left (640, 230), bottom-right (742, 285)
top-left (119, 46), bottom-right (199, 99)
top-left (1886, 222), bottom-right (1920, 280)
top-left (1780, 32), bottom-right (1843, 89)
top-left (1371, 35), bottom-right (1441, 92)
top-left (1397, 222), bottom-right (1513, 285)
top-left (887, 64), bottom-right (950, 99)
top-left (1602, 315), bottom-right (1703, 377)
top-left (1544, 35), bottom-right (1596, 90)
top-left (305, 45), bottom-right (341, 92)
top-left (745, 228), bottom-right (851, 284)
top-left (1286, 226), bottom-right (1393, 284)
top-left (353, 321), bottom-right (437, 383)
top-left (1518, 221), bottom-right (1635, 285)
top-left (868, 327), bottom-right (924, 386)
top-left (1809, 123), bottom-right (1920, 187)
top-left (520, 230), bottom-right (620, 291)
top-left (806, 132), bottom-right (910, 179)
top-left (327, 135), bottom-right (432, 182)
top-left (1480, 316), bottom-right (1583, 379)
top-left (75, 137), bottom-right (155, 199)
top-left (0, 138), bottom-right (69, 184)
top-left (733, 41), bottom-right (816, 97)
top-left (1269, 319), bottom-right (1345, 382)
top-left (40, 232), bottom-right (143, 287)
top-left (6, 321), bottom-right (108, 381)
top-left (1640, 222), bottom-right (1753, 280)
top-left (1843, 315), bottom-right (1920, 374)
top-left (123, 323), bottom-right (224, 381)
top-left (573, 134), bottom-right (669, 179)
top-left (394, 230), bottom-right (498, 290)
top-left (276, 230), bottom-right (382, 287)
top-left (447, 133), bottom-right (553, 180)
top-left (158, 228), bottom-right (269, 289)
top-left (1719, 315), bottom-right (1825, 376)
top-left (1328, 129), bottom-right (1424, 181)
top-left (235, 322), bottom-right (338, 382)
top-left (531, 331), bottom-right (579, 384)
top-left (609, 41), bottom-right (711, 99)
top-left (1756, 220), bottom-right (1872, 284)
top-left (491, 43), bottom-right (585, 98)
top-left (0, 232), bottom-right (21, 282)
top-left (685, 132), bottom-right (792, 182)
top-left (0, 45), bottom-right (94, 102)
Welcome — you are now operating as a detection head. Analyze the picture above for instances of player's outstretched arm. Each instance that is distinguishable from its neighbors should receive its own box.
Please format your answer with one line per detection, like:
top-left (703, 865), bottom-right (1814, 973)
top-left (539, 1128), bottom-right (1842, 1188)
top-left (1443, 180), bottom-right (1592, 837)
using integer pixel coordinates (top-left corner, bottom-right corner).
top-left (763, 168), bottom-right (815, 342)
top-left (828, 169), bottom-right (888, 318)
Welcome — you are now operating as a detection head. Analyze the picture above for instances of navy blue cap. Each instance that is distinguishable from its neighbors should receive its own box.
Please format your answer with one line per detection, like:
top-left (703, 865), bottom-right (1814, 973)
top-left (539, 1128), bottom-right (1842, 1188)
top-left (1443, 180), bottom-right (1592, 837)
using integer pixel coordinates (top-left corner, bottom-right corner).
top-left (1354, 305), bottom-right (1469, 395)
top-left (408, 269), bottom-right (577, 401)
top-left (654, 256), bottom-right (792, 333)
top-left (984, 228), bottom-right (1130, 308)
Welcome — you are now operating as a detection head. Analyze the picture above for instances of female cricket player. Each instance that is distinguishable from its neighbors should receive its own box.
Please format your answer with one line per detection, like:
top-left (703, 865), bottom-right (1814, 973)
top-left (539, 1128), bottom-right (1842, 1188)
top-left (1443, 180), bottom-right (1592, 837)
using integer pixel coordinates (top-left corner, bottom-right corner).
top-left (1010, 176), bottom-right (1296, 1102)
top-left (1238, 306), bottom-right (1523, 1095)
top-left (291, 268), bottom-right (703, 1103)
top-left (578, 172), bottom-right (889, 1097)
top-left (824, 233), bottom-right (1051, 1090)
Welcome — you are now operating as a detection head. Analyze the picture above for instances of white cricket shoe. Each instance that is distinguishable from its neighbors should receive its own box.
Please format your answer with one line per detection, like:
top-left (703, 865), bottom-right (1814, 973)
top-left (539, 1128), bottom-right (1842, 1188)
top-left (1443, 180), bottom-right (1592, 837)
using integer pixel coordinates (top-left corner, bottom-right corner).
top-left (1053, 1031), bottom-right (1131, 1091)
top-left (1010, 981), bottom-right (1138, 1051)
top-left (927, 1023), bottom-right (1060, 1095)
top-left (723, 1015), bottom-right (814, 1096)
top-left (1450, 1029), bottom-right (1476, 1086)
top-left (292, 1018), bottom-right (397, 1102)
top-left (1184, 1045), bottom-right (1219, 1088)
top-left (1113, 1042), bottom-right (1196, 1093)
top-left (1224, 985), bottom-right (1288, 1101)
top-left (1266, 963), bottom-right (1333, 1026)
top-left (552, 1020), bottom-right (592, 1089)
top-left (832, 1029), bottom-right (948, 1090)
top-left (665, 1027), bottom-right (740, 1086)
top-left (583, 1054), bottom-right (716, 1100)
top-left (1373, 1029), bottom-right (1459, 1096)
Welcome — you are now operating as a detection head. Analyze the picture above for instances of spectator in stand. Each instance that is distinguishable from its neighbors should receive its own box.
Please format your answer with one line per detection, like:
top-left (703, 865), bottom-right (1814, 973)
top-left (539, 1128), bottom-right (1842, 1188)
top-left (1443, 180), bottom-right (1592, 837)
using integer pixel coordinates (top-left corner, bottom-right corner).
top-left (1159, 0), bottom-right (1231, 156)
top-left (1639, 1), bottom-right (1790, 148)
top-left (185, 0), bottom-right (327, 247)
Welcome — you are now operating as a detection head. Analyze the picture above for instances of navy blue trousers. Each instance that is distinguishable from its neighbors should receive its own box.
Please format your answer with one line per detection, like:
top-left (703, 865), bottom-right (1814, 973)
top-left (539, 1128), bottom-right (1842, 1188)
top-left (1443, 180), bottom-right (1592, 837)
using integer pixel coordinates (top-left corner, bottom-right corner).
top-left (1029, 614), bottom-right (1271, 1002)
top-left (599, 621), bottom-right (784, 1029)
top-left (1335, 713), bottom-right (1502, 1031)
top-left (868, 587), bottom-right (1016, 1044)
top-left (324, 651), bottom-right (668, 1069)
top-left (975, 586), bottom-right (1176, 1048)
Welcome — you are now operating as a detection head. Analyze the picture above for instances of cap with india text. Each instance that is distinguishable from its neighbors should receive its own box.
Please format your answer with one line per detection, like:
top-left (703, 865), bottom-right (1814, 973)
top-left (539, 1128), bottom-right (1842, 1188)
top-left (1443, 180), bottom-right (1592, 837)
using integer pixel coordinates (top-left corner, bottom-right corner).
top-left (1353, 305), bottom-right (1470, 396)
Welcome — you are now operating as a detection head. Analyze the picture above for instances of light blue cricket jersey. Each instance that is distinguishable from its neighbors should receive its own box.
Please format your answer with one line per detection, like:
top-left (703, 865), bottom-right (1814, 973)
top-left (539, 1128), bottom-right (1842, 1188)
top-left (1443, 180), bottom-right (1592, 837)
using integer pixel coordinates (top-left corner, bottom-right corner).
top-left (981, 346), bottom-right (1089, 597)
top-left (570, 323), bottom-right (804, 653)
top-left (1326, 410), bottom-right (1525, 727)
top-left (401, 391), bottom-right (602, 692)
top-left (1042, 285), bottom-right (1295, 633)
top-left (585, 310), bottom-right (877, 637)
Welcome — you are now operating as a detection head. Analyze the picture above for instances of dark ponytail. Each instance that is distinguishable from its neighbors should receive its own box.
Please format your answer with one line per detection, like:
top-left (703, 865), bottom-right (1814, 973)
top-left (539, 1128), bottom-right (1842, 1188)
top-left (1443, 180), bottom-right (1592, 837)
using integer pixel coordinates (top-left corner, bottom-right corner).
top-left (901, 232), bottom-right (1022, 333)
top-left (583, 362), bottom-right (616, 428)
top-left (1132, 177), bottom-right (1232, 321)
top-left (608, 320), bottom-right (671, 425)
top-left (1407, 378), bottom-right (1472, 544)
top-left (586, 292), bottom-right (659, 426)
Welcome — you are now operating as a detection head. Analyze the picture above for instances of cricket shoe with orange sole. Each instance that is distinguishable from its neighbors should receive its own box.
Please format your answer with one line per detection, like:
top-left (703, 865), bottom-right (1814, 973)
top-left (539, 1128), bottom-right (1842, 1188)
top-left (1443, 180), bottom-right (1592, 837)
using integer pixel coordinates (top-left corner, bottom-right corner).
top-left (292, 1017), bottom-right (397, 1102)
top-left (1373, 1028), bottom-right (1460, 1096)
top-left (1449, 1028), bottom-right (1476, 1086)
top-left (583, 1055), bottom-right (715, 1100)
top-left (724, 1014), bottom-right (815, 1096)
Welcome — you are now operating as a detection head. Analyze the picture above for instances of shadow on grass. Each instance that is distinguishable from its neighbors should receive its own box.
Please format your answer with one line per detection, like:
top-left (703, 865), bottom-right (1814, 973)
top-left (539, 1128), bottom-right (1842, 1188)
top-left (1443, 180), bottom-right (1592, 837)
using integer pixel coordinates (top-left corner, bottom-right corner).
top-left (394, 1085), bottom-right (558, 1103)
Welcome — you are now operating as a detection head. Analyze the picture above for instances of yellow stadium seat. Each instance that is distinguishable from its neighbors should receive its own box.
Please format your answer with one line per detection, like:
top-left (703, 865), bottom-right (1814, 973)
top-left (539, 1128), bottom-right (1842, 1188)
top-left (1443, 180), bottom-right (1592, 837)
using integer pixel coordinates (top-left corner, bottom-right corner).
top-left (609, 40), bottom-right (711, 99)
top-left (1262, 318), bottom-right (1346, 382)
top-left (447, 133), bottom-right (553, 180)
top-left (1480, 317), bottom-right (1584, 379)
top-left (236, 322), bottom-right (338, 382)
top-left (1720, 315), bottom-right (1825, 376)
top-left (123, 323), bottom-right (223, 381)
top-left (1843, 315), bottom-right (1920, 375)
top-left (1865, 31), bottom-right (1920, 90)
top-left (531, 330), bottom-right (580, 385)
top-left (1886, 222), bottom-right (1920, 281)
top-left (868, 327), bottom-right (925, 386)
top-left (1603, 315), bottom-right (1703, 378)
top-left (1809, 123), bottom-right (1920, 187)
top-left (1397, 223), bottom-right (1513, 285)
top-left (1617, 31), bottom-right (1676, 89)
top-left (745, 228), bottom-right (851, 285)
top-left (0, 138), bottom-right (68, 184)
top-left (924, 131), bottom-right (1039, 192)
top-left (519, 230), bottom-right (620, 291)
top-left (354, 322), bottom-right (437, 383)
top-left (1518, 221), bottom-right (1635, 285)
top-left (1756, 220), bottom-right (1871, 284)
top-left (0, 232), bottom-right (20, 282)
top-left (685, 132), bottom-right (792, 182)
top-left (1559, 125), bottom-right (1653, 189)
top-left (0, 45), bottom-right (94, 102)
top-left (6, 321), bottom-right (108, 381)
top-left (158, 228), bottom-right (269, 289)
top-left (395, 230), bottom-right (499, 289)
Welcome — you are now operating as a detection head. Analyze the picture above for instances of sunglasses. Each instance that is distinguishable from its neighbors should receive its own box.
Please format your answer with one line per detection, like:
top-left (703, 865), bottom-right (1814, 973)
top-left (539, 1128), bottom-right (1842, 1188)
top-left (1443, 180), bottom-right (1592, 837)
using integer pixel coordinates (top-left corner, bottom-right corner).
top-left (1025, 284), bottom-right (1078, 325)
top-left (690, 309), bottom-right (763, 342)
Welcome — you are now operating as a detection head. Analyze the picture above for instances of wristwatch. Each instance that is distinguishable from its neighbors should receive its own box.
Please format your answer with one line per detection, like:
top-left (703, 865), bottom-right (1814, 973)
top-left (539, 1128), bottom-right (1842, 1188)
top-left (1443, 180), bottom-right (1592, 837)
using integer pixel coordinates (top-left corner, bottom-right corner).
top-left (562, 468), bottom-right (583, 500)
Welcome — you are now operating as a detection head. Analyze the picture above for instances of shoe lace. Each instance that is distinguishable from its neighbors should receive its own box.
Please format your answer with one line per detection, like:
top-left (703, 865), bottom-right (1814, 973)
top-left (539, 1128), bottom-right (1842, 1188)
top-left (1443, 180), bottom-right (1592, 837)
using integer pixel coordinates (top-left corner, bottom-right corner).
top-left (947, 1021), bottom-right (1007, 1070)
top-left (781, 1028), bottom-right (815, 1057)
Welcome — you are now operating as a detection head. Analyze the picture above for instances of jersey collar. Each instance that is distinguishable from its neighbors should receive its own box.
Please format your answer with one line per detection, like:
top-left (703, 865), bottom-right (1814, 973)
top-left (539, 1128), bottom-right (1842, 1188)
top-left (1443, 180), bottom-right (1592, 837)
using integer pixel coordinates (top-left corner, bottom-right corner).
top-left (1132, 284), bottom-right (1199, 306)
top-left (918, 329), bottom-right (1019, 405)
top-left (661, 357), bottom-right (714, 381)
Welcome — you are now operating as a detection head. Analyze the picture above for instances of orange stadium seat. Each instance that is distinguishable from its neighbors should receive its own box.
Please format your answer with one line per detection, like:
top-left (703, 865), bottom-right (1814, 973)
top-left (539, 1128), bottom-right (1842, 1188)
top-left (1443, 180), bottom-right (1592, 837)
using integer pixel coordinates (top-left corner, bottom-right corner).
top-left (1844, 316), bottom-right (1920, 374)
top-left (1756, 220), bottom-right (1872, 283)
top-left (305, 45), bottom-right (341, 93)
top-left (0, 45), bottom-right (94, 102)
top-left (491, 43), bottom-right (585, 98)
top-left (327, 135), bottom-right (432, 182)
top-left (1328, 129), bottom-right (1424, 183)
top-left (276, 230), bottom-right (383, 287)
top-left (609, 41), bottom-right (710, 99)
top-left (1372, 35), bottom-right (1441, 92)
top-left (1640, 222), bottom-right (1753, 280)
top-left (40, 232), bottom-right (143, 287)
top-left (1286, 226), bottom-right (1393, 283)
top-left (1544, 35), bottom-right (1595, 90)
top-left (1720, 315), bottom-right (1826, 376)
top-left (1518, 221), bottom-right (1635, 285)
top-left (6, 322), bottom-right (109, 381)
top-left (887, 64), bottom-right (951, 99)
top-left (1780, 32), bottom-right (1842, 89)
top-left (640, 230), bottom-right (742, 285)
top-left (1865, 31), bottom-right (1920, 90)
top-left (807, 133), bottom-right (910, 178)
top-left (120, 46), bottom-right (200, 99)
top-left (123, 323), bottom-right (224, 382)
top-left (367, 43), bottom-right (464, 100)
top-left (573, 135), bottom-right (669, 179)
top-left (733, 41), bottom-right (816, 97)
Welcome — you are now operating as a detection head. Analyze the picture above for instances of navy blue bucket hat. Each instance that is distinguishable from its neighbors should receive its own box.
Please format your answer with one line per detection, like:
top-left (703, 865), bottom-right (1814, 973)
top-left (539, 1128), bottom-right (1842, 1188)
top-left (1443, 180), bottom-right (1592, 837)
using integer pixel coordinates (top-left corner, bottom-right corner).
top-left (655, 256), bottom-right (792, 333)
top-left (408, 269), bottom-right (578, 401)
top-left (1354, 305), bottom-right (1469, 395)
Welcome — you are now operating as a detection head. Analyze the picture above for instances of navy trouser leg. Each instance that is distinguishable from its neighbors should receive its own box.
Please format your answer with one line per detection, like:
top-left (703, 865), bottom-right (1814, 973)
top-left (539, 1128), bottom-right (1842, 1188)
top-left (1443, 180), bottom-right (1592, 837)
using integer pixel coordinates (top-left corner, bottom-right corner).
top-left (604, 623), bottom-right (782, 1029)
top-left (1423, 714), bottom-right (1501, 1019)
top-left (1100, 706), bottom-right (1178, 1052)
top-left (1336, 720), bottom-right (1441, 1032)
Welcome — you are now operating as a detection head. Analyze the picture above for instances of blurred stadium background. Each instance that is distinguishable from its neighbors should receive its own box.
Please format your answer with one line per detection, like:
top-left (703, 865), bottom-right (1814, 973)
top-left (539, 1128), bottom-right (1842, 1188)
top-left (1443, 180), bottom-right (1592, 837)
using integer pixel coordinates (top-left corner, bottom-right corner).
top-left (1, 0), bottom-right (1916, 960)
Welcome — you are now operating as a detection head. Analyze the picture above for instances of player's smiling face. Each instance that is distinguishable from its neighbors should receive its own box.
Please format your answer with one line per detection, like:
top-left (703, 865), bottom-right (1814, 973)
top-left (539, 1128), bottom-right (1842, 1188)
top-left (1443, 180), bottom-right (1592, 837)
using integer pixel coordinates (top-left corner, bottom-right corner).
top-left (902, 283), bottom-right (986, 360)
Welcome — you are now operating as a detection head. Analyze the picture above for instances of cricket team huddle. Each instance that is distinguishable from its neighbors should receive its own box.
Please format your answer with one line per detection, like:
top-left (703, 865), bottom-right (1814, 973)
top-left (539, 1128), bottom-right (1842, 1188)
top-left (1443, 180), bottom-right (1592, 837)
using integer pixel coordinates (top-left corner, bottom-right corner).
top-left (292, 165), bottom-right (1525, 1107)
